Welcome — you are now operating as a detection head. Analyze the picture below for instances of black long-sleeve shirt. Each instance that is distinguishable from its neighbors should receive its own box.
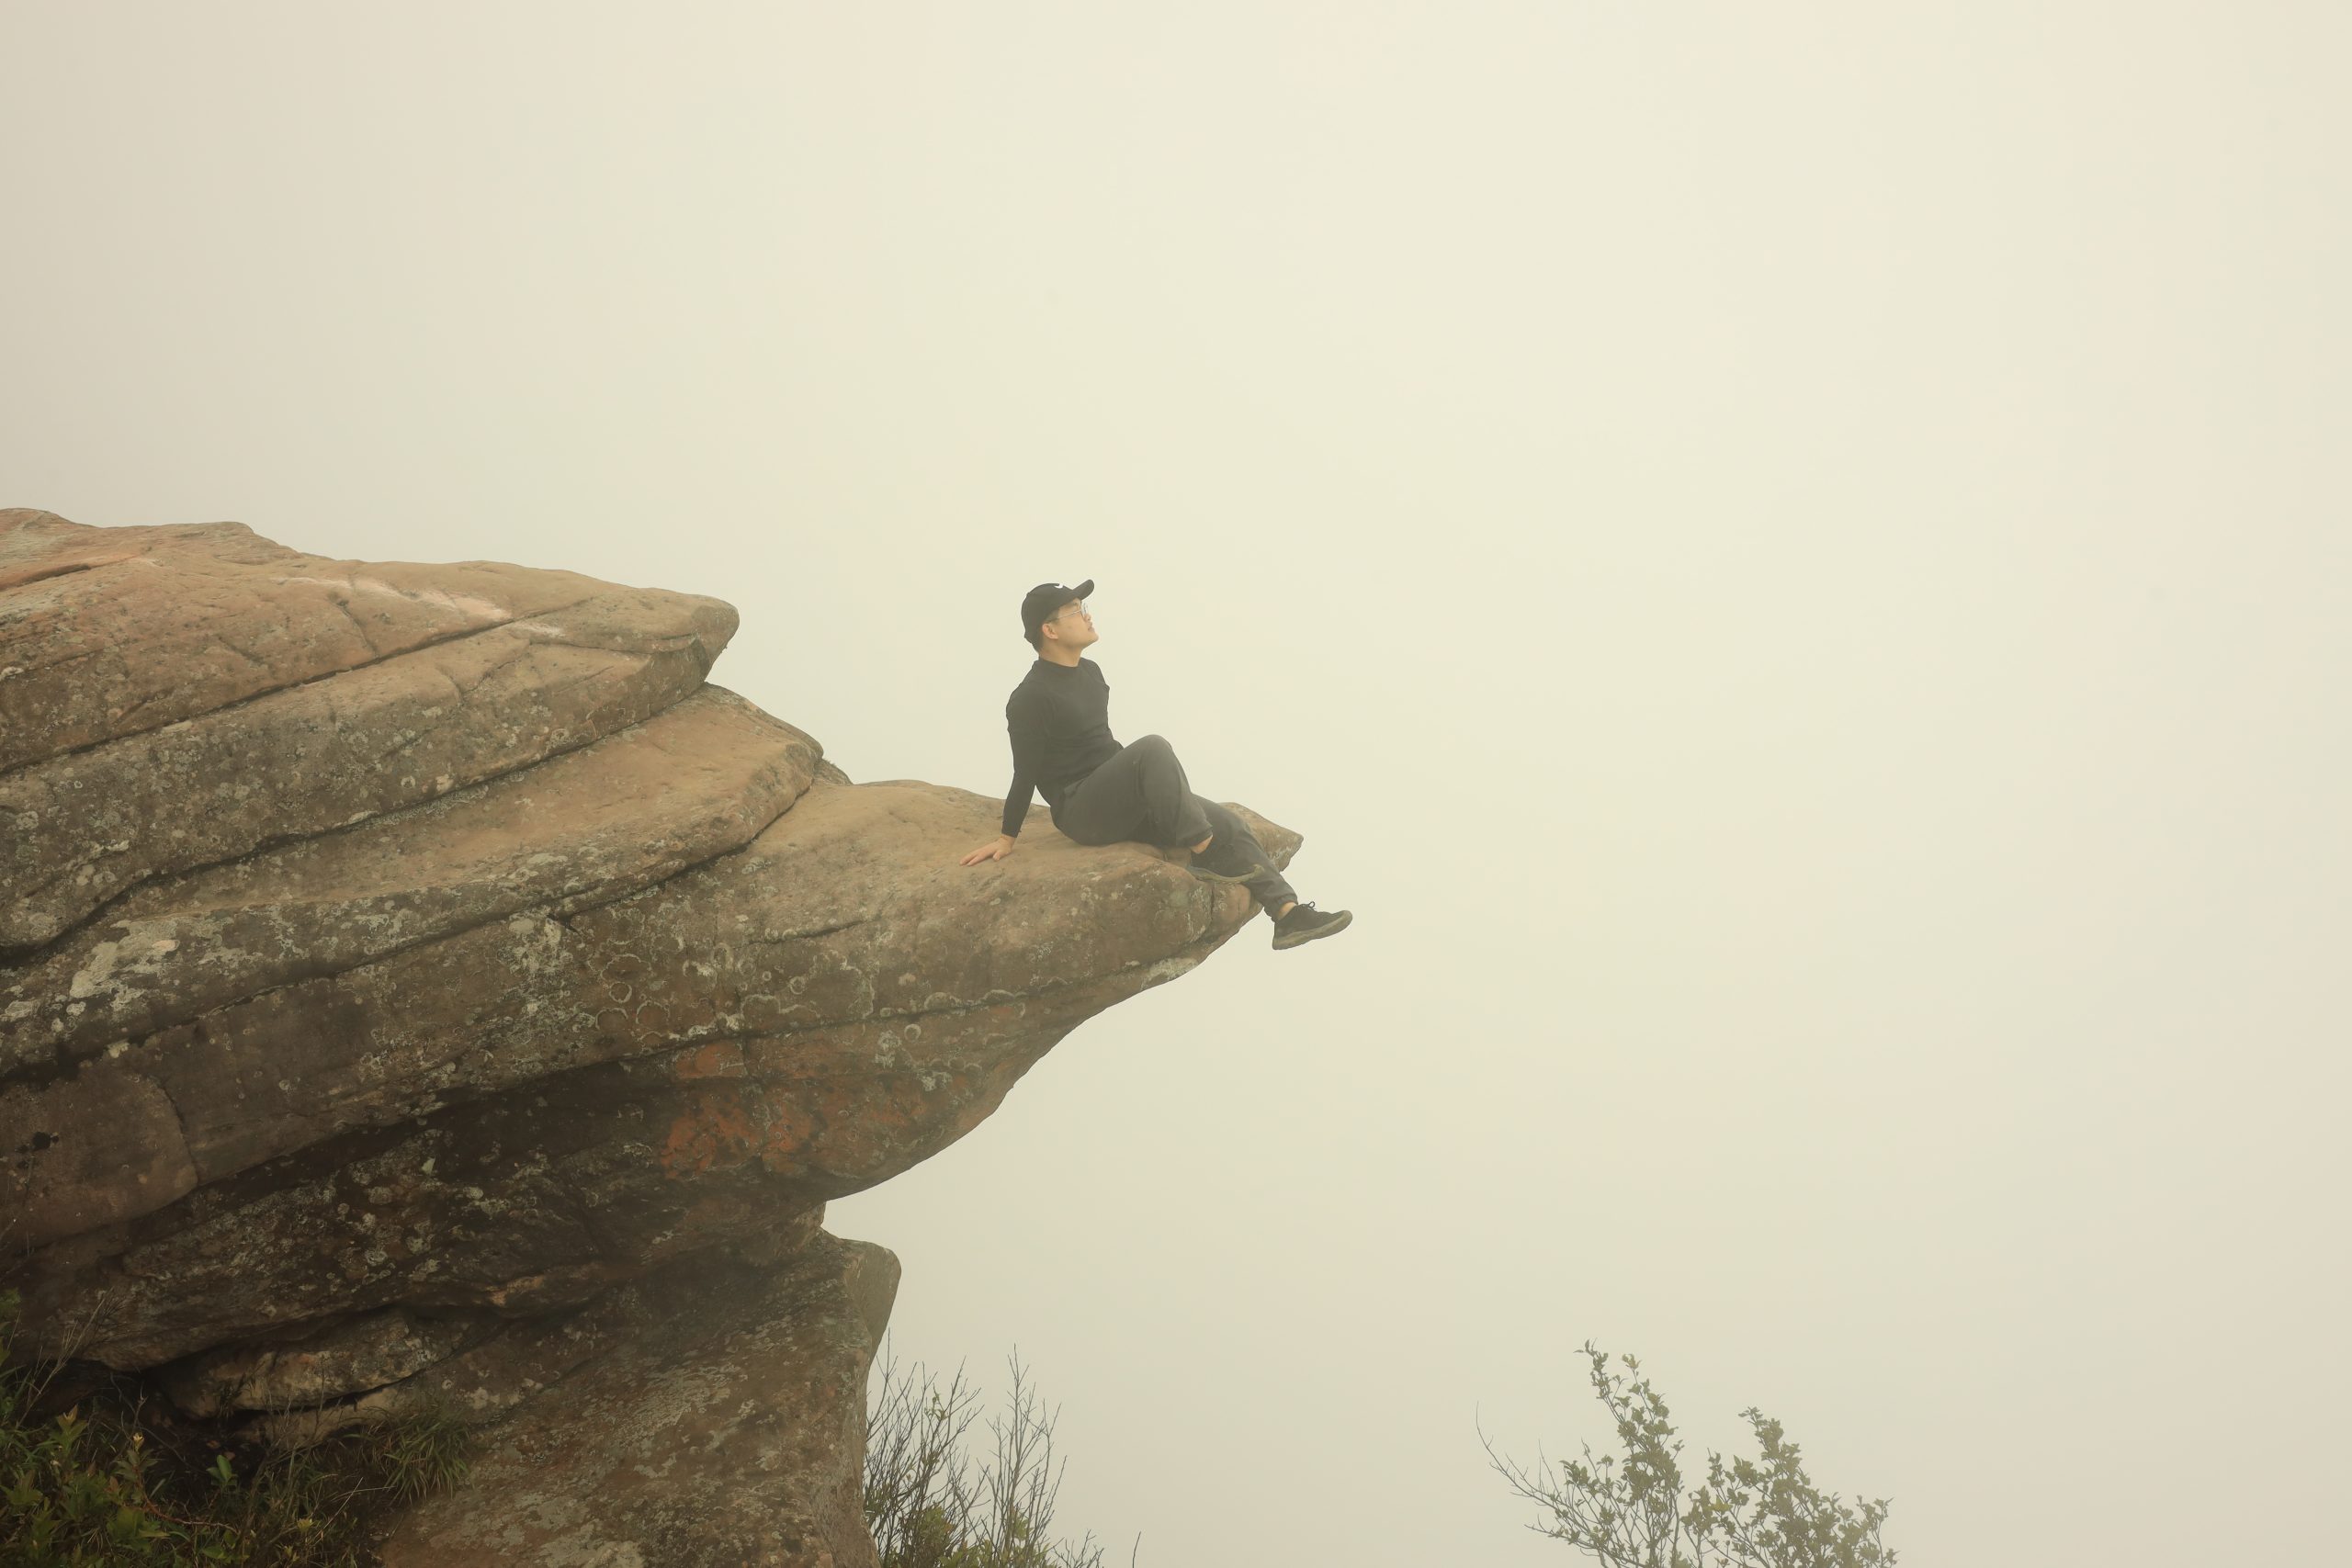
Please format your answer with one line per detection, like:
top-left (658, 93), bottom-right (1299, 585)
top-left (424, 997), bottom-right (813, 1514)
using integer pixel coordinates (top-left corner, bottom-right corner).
top-left (1001, 657), bottom-right (1121, 836)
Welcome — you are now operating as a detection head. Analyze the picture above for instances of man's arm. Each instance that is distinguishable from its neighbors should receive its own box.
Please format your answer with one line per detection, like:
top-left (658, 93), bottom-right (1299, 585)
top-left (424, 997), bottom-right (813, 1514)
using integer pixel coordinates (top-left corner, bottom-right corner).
top-left (962, 689), bottom-right (1039, 865)
top-left (1000, 768), bottom-right (1035, 839)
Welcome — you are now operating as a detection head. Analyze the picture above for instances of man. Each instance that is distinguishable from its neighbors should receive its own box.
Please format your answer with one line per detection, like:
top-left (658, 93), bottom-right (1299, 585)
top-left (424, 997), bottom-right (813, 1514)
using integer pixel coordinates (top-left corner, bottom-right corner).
top-left (960, 581), bottom-right (1352, 951)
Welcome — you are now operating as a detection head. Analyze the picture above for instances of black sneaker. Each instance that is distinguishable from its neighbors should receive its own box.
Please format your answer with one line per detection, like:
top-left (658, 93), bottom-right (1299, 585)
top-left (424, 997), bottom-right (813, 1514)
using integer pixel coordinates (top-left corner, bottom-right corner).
top-left (1272, 902), bottom-right (1352, 950)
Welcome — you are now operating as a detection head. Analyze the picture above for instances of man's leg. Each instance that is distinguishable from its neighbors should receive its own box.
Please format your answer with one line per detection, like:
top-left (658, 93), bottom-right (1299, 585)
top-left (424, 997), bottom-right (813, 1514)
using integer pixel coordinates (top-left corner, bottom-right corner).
top-left (1052, 734), bottom-right (1213, 850)
top-left (1057, 736), bottom-right (1335, 940)
top-left (1194, 797), bottom-right (1298, 917)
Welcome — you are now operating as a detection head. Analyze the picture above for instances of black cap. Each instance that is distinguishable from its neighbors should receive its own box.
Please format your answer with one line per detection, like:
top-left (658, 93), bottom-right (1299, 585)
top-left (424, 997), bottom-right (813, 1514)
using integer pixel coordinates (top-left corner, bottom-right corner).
top-left (1021, 580), bottom-right (1094, 646)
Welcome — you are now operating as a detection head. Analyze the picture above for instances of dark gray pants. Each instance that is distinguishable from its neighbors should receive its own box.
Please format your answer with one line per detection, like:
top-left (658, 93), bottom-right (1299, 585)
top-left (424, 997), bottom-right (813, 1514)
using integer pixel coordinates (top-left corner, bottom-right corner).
top-left (1051, 734), bottom-right (1297, 915)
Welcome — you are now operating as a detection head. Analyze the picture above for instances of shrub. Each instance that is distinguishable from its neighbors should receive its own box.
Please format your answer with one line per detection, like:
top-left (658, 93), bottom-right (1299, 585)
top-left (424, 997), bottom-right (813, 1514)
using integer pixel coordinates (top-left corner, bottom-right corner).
top-left (0, 1289), bottom-right (473, 1567)
top-left (1483, 1342), bottom-right (1896, 1568)
top-left (864, 1348), bottom-right (1125, 1568)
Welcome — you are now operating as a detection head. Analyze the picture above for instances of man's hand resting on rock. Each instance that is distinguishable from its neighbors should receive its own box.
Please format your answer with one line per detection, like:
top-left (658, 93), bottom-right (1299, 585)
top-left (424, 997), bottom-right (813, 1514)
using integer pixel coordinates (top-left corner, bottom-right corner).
top-left (960, 834), bottom-right (1016, 866)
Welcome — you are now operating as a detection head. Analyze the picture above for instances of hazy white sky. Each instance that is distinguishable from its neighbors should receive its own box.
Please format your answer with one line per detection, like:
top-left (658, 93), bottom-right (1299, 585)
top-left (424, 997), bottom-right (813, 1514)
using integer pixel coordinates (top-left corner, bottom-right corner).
top-left (6, 6), bottom-right (2346, 1563)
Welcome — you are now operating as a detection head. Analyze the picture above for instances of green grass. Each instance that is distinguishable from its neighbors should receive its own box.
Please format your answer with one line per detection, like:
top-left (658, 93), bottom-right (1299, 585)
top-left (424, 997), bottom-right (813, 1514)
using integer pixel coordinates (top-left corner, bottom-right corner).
top-left (1, 1290), bottom-right (473, 1567)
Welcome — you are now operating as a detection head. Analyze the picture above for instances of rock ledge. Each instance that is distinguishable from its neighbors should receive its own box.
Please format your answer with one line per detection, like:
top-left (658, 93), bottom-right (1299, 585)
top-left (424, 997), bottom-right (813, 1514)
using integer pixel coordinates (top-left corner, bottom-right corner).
top-left (1, 511), bottom-right (1296, 1566)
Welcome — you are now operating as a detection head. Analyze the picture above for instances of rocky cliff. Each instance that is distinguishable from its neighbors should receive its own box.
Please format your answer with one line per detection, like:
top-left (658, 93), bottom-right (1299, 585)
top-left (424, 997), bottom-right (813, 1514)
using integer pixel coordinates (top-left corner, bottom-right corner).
top-left (0, 510), bottom-right (1295, 1565)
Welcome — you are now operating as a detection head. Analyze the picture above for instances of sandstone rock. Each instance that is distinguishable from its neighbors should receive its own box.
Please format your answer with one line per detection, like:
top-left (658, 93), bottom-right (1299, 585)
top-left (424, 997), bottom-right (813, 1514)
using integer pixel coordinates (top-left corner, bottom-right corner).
top-left (0, 1065), bottom-right (197, 1247)
top-left (378, 1231), bottom-right (896, 1568)
top-left (161, 1305), bottom-right (483, 1418)
top-left (1, 512), bottom-right (1305, 1567)
top-left (7, 782), bottom-right (1289, 1367)
top-left (253, 1207), bottom-right (835, 1446)
top-left (0, 588), bottom-right (738, 952)
top-left (2, 684), bottom-right (820, 1076)
top-left (0, 509), bottom-right (626, 774)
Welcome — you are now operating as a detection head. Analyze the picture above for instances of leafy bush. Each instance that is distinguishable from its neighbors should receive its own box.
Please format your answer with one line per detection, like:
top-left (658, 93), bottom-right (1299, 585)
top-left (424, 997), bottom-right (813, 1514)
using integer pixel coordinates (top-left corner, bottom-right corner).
top-left (865, 1349), bottom-right (1125, 1568)
top-left (0, 1289), bottom-right (473, 1567)
top-left (1484, 1343), bottom-right (1896, 1568)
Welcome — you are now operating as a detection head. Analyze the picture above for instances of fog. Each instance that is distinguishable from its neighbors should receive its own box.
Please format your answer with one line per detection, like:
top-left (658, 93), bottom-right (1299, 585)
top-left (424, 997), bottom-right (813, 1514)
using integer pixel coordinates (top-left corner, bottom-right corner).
top-left (5, 6), bottom-right (2346, 1562)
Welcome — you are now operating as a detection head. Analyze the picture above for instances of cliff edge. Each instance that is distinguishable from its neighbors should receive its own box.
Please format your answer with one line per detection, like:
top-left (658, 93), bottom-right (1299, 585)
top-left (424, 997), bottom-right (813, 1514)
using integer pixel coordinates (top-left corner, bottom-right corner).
top-left (0, 509), bottom-right (1295, 1565)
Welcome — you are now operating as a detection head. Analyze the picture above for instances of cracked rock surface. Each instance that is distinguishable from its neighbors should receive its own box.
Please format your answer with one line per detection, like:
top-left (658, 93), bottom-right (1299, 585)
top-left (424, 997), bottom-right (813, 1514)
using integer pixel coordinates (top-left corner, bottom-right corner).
top-left (0, 510), bottom-right (1295, 1565)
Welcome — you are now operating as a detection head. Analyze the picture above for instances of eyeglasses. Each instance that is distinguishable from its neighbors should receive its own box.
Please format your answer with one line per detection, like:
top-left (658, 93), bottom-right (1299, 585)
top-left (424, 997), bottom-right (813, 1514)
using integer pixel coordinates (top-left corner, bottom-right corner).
top-left (1055, 603), bottom-right (1091, 620)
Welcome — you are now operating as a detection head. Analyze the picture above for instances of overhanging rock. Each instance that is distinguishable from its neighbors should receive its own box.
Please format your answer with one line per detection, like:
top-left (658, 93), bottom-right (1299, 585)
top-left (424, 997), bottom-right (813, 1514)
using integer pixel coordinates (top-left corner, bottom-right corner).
top-left (0, 509), bottom-right (1296, 1566)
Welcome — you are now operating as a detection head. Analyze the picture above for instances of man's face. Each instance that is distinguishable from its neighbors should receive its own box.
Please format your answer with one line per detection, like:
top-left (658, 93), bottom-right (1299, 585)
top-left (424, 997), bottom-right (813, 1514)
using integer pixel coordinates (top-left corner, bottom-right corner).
top-left (1042, 598), bottom-right (1097, 650)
